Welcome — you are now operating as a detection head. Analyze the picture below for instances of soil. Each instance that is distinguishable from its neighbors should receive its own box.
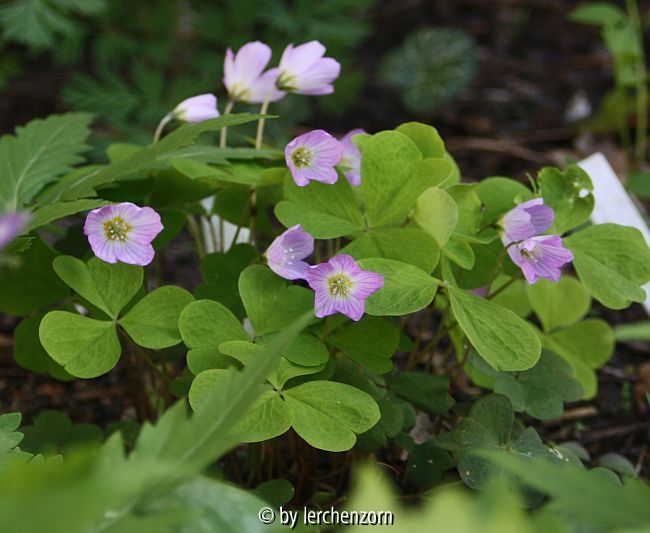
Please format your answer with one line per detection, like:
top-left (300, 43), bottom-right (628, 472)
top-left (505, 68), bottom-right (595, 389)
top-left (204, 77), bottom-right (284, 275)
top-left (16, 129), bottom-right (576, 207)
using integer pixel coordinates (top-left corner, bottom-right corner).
top-left (0, 0), bottom-right (648, 497)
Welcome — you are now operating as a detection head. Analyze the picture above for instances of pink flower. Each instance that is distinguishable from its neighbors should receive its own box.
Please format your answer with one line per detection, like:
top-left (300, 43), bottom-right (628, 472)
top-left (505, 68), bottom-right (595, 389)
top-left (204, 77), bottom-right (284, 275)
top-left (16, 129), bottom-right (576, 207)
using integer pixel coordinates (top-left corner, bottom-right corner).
top-left (265, 224), bottom-right (314, 280)
top-left (507, 235), bottom-right (574, 284)
top-left (305, 254), bottom-right (384, 321)
top-left (224, 41), bottom-right (285, 104)
top-left (276, 41), bottom-right (341, 95)
top-left (173, 94), bottom-right (220, 123)
top-left (501, 198), bottom-right (554, 244)
top-left (285, 130), bottom-right (343, 186)
top-left (338, 128), bottom-right (365, 186)
top-left (84, 203), bottom-right (163, 266)
top-left (0, 212), bottom-right (29, 251)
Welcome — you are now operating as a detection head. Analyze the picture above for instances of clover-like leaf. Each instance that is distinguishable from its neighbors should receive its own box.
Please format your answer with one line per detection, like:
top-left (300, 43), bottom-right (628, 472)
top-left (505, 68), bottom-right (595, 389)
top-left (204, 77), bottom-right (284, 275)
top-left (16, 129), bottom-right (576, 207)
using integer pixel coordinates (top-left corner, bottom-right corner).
top-left (239, 265), bottom-right (314, 336)
top-left (565, 224), bottom-right (650, 309)
top-left (120, 286), bottom-right (194, 349)
top-left (39, 311), bottom-right (120, 378)
top-left (448, 287), bottom-right (541, 371)
top-left (357, 258), bottom-right (440, 316)
top-left (53, 256), bottom-right (143, 319)
top-left (284, 381), bottom-right (380, 452)
top-left (275, 174), bottom-right (364, 239)
top-left (493, 351), bottom-right (584, 420)
top-left (179, 300), bottom-right (249, 374)
top-left (328, 317), bottom-right (399, 374)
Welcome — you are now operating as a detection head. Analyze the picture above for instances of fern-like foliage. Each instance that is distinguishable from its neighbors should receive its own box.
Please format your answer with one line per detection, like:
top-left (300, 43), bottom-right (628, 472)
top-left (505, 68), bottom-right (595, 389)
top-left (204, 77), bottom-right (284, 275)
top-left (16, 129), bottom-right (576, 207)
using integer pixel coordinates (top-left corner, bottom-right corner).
top-left (0, 0), bottom-right (105, 50)
top-left (380, 27), bottom-right (477, 115)
top-left (0, 113), bottom-right (92, 213)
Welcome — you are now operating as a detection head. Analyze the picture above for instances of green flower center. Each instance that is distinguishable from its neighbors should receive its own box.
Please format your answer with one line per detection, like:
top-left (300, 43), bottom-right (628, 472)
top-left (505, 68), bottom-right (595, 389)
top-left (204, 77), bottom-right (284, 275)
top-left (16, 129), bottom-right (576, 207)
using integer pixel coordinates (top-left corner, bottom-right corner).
top-left (104, 216), bottom-right (131, 242)
top-left (327, 274), bottom-right (353, 297)
top-left (291, 147), bottom-right (313, 168)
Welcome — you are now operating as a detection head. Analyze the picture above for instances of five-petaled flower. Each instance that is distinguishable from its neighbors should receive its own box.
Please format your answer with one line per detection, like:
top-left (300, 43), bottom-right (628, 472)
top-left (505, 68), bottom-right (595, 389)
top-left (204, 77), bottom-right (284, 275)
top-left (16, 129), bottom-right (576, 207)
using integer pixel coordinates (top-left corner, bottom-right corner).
top-left (276, 41), bottom-right (341, 95)
top-left (339, 128), bottom-right (365, 187)
top-left (500, 198), bottom-right (554, 244)
top-left (285, 130), bottom-right (343, 186)
top-left (305, 254), bottom-right (384, 321)
top-left (0, 212), bottom-right (29, 251)
top-left (84, 203), bottom-right (163, 266)
top-left (224, 41), bottom-right (285, 104)
top-left (265, 224), bottom-right (314, 280)
top-left (507, 235), bottom-right (574, 284)
top-left (173, 94), bottom-right (221, 123)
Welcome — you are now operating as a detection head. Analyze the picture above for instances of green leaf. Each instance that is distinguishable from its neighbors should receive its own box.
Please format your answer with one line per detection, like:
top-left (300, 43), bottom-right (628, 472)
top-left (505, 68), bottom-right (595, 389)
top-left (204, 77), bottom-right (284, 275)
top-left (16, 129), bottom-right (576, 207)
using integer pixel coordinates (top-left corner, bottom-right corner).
top-left (526, 276), bottom-right (591, 332)
top-left (24, 199), bottom-right (110, 232)
top-left (475, 177), bottom-right (533, 226)
top-left (451, 395), bottom-right (554, 495)
top-left (545, 319), bottom-right (615, 399)
top-left (565, 224), bottom-right (650, 309)
top-left (493, 351), bottom-right (584, 420)
top-left (53, 256), bottom-right (143, 319)
top-left (0, 113), bottom-right (92, 212)
top-left (407, 440), bottom-right (455, 487)
top-left (389, 372), bottom-right (454, 415)
top-left (395, 122), bottom-right (445, 158)
top-left (178, 300), bottom-right (249, 374)
top-left (359, 131), bottom-right (423, 226)
top-left (447, 184), bottom-right (482, 236)
top-left (0, 0), bottom-right (105, 49)
top-left (159, 477), bottom-right (280, 533)
top-left (284, 380), bottom-right (380, 452)
top-left (0, 237), bottom-right (68, 316)
top-left (539, 165), bottom-right (594, 234)
top-left (13, 314), bottom-right (71, 380)
top-left (189, 370), bottom-right (291, 442)
top-left (357, 258), bottom-right (440, 316)
top-left (569, 3), bottom-right (627, 26)
top-left (342, 227), bottom-right (440, 273)
top-left (489, 449), bottom-right (650, 530)
top-left (20, 410), bottom-right (103, 455)
top-left (274, 174), bottom-right (364, 239)
top-left (195, 243), bottom-right (258, 317)
top-left (329, 317), bottom-right (399, 374)
top-left (442, 235), bottom-right (475, 270)
top-left (254, 479), bottom-right (295, 508)
top-left (40, 113), bottom-right (264, 203)
top-left (356, 397), bottom-right (404, 452)
top-left (239, 265), bottom-right (314, 336)
top-left (265, 332), bottom-right (329, 367)
top-left (120, 286), bottom-right (194, 349)
top-left (39, 311), bottom-right (120, 378)
top-left (448, 286), bottom-right (541, 371)
top-left (413, 187), bottom-right (458, 246)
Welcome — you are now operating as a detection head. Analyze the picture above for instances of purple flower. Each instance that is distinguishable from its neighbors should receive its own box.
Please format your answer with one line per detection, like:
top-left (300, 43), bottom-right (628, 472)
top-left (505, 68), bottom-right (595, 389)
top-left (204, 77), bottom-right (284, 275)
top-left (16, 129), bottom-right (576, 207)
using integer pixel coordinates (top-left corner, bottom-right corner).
top-left (338, 128), bottom-right (365, 186)
top-left (507, 235), bottom-right (574, 284)
top-left (265, 224), bottom-right (314, 280)
top-left (277, 41), bottom-right (341, 95)
top-left (0, 212), bottom-right (29, 251)
top-left (501, 198), bottom-right (554, 244)
top-left (305, 254), bottom-right (384, 321)
top-left (285, 130), bottom-right (343, 186)
top-left (173, 94), bottom-right (220, 123)
top-left (84, 203), bottom-right (164, 266)
top-left (224, 41), bottom-right (285, 104)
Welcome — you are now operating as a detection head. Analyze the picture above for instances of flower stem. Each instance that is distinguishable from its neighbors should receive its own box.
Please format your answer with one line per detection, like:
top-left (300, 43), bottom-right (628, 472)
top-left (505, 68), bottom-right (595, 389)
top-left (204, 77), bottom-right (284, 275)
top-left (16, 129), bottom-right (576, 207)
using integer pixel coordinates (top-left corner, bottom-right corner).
top-left (186, 215), bottom-right (206, 258)
top-left (255, 98), bottom-right (271, 150)
top-left (626, 0), bottom-right (647, 164)
top-left (153, 113), bottom-right (172, 143)
top-left (219, 100), bottom-right (235, 148)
